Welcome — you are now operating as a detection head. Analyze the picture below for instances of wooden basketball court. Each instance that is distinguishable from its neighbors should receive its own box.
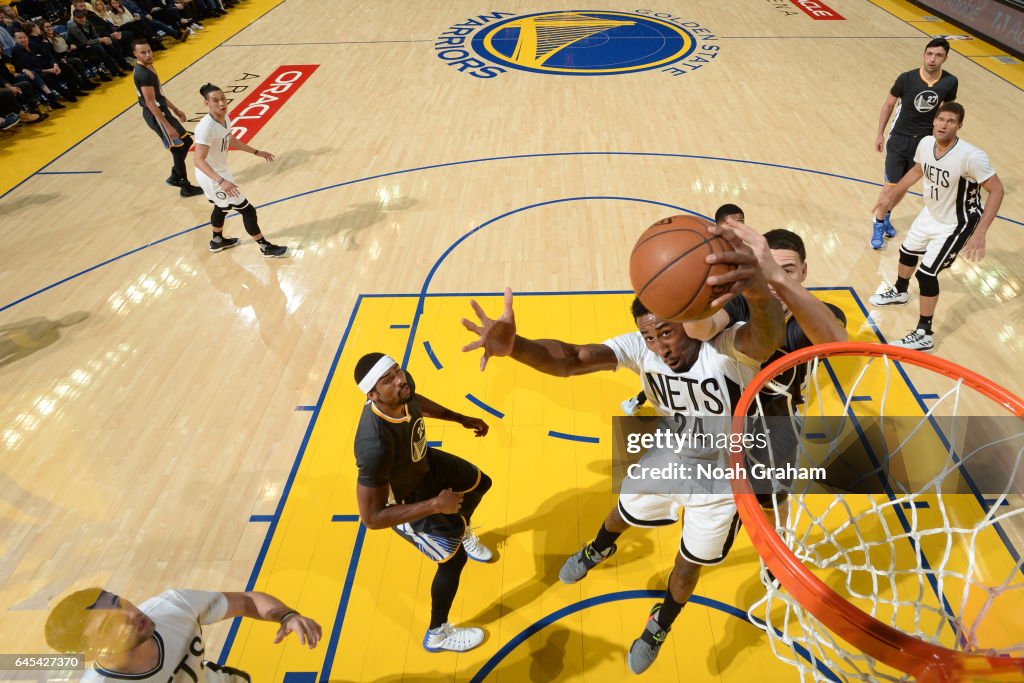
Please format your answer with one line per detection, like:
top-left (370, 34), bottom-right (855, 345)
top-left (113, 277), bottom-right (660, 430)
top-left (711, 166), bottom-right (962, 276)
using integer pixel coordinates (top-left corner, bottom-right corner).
top-left (2, 0), bottom-right (1022, 680)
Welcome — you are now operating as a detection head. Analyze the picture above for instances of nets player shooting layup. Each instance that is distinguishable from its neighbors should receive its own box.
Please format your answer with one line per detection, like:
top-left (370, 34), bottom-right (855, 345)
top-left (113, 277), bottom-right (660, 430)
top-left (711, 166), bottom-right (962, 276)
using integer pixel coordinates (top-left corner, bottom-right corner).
top-left (461, 226), bottom-right (784, 675)
top-left (130, 39), bottom-right (203, 199)
top-left (870, 102), bottom-right (1004, 352)
top-left (872, 38), bottom-right (958, 249)
top-left (193, 84), bottom-right (288, 258)
top-left (353, 353), bottom-right (495, 653)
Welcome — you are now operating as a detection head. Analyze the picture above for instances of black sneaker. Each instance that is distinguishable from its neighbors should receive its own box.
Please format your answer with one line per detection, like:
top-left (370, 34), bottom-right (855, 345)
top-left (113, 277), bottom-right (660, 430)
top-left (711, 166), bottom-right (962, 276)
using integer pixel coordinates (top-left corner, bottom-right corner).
top-left (179, 185), bottom-right (204, 197)
top-left (209, 237), bottom-right (241, 253)
top-left (166, 174), bottom-right (187, 188)
top-left (260, 242), bottom-right (288, 258)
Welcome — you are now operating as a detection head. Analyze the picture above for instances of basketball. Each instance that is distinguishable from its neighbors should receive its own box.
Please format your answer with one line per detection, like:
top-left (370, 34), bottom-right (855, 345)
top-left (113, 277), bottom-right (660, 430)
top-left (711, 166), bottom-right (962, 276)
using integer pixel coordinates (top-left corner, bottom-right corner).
top-left (629, 215), bottom-right (735, 322)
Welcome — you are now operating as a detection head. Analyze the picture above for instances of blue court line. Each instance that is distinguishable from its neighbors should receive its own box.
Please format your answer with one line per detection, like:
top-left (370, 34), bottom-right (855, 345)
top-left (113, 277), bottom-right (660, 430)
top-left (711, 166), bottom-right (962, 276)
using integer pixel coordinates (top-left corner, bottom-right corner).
top-left (295, 405), bottom-right (316, 411)
top-left (548, 430), bottom-right (600, 444)
top-left (850, 395), bottom-right (872, 401)
top-left (319, 523), bottom-right (366, 683)
top-left (984, 498), bottom-right (1011, 507)
top-left (917, 393), bottom-right (940, 400)
top-left (249, 514), bottom-right (274, 522)
top-left (469, 590), bottom-right (840, 683)
top-left (389, 324), bottom-right (411, 329)
top-left (426, 440), bottom-right (442, 448)
top-left (35, 170), bottom-right (102, 175)
top-left (805, 433), bottom-right (828, 440)
top-left (8, 152), bottom-right (1023, 313)
top-left (217, 295), bottom-right (364, 665)
top-left (847, 287), bottom-right (1023, 579)
top-left (330, 515), bottom-right (360, 523)
top-left (282, 672), bottom-right (316, 683)
top-left (423, 340), bottom-right (443, 369)
top-left (465, 393), bottom-right (505, 419)
top-left (900, 501), bottom-right (931, 509)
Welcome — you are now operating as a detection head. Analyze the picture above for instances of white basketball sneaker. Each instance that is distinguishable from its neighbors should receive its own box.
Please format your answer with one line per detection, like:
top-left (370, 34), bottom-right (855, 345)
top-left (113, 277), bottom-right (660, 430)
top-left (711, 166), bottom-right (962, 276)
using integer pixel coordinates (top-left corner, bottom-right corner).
top-left (869, 288), bottom-right (908, 306)
top-left (422, 622), bottom-right (485, 652)
top-left (621, 396), bottom-right (641, 416)
top-left (890, 328), bottom-right (934, 352)
top-left (462, 528), bottom-right (493, 562)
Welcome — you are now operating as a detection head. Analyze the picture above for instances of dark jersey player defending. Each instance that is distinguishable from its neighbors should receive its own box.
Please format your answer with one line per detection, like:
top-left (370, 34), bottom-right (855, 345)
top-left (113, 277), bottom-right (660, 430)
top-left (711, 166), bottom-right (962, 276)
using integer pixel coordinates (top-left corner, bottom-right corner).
top-left (353, 353), bottom-right (494, 653)
top-left (131, 39), bottom-right (203, 198)
top-left (871, 38), bottom-right (958, 249)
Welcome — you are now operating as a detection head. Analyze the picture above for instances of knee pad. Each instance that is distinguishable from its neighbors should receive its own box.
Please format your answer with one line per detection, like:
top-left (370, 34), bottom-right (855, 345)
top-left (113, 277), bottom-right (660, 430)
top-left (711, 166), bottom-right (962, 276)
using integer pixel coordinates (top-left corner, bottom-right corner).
top-left (915, 270), bottom-right (939, 297)
top-left (237, 201), bottom-right (260, 236)
top-left (210, 205), bottom-right (227, 228)
top-left (898, 250), bottom-right (919, 268)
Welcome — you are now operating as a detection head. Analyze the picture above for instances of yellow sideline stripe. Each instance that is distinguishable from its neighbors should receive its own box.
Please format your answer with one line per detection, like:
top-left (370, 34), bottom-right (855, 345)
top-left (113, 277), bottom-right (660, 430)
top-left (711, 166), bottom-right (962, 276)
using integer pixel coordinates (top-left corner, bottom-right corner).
top-left (865, 0), bottom-right (1024, 90)
top-left (0, 0), bottom-right (286, 196)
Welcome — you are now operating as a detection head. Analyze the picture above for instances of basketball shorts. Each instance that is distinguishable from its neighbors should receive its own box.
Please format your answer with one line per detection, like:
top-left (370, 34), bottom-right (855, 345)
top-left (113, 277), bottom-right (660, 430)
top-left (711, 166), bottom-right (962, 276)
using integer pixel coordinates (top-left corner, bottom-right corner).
top-left (900, 208), bottom-right (978, 276)
top-left (142, 107), bottom-right (188, 149)
top-left (617, 492), bottom-right (741, 566)
top-left (884, 133), bottom-right (923, 185)
top-left (196, 168), bottom-right (248, 209)
top-left (393, 449), bottom-right (482, 563)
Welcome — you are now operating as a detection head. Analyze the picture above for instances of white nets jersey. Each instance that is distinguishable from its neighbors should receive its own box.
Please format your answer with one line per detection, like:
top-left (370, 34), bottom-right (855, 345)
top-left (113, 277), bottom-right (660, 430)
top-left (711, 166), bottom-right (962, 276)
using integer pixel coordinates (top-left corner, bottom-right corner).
top-left (604, 324), bottom-right (757, 430)
top-left (85, 591), bottom-right (249, 682)
top-left (914, 136), bottom-right (995, 227)
top-left (193, 114), bottom-right (233, 177)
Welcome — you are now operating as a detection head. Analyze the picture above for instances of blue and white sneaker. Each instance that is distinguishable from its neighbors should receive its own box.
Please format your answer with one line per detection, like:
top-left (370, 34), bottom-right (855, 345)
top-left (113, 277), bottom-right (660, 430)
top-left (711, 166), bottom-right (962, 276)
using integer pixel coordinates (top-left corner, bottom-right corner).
top-left (423, 622), bottom-right (484, 652)
top-left (871, 219), bottom-right (885, 250)
top-left (882, 214), bottom-right (896, 239)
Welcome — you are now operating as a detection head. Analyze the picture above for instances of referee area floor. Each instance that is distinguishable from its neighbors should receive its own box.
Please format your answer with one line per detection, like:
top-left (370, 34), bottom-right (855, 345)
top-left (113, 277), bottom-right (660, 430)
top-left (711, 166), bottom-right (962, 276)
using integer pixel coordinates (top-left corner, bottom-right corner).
top-left (2, 0), bottom-right (1023, 681)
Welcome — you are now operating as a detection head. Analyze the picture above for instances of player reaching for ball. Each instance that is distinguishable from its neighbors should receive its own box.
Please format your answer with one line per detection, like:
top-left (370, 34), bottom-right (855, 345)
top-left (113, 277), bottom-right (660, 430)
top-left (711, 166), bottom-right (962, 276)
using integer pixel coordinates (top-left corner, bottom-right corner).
top-left (460, 221), bottom-right (783, 675)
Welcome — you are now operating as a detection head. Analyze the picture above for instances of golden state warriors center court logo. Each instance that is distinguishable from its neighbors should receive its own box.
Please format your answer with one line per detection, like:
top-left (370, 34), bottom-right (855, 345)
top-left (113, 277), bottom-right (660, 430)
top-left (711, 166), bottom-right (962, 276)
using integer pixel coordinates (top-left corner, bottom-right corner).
top-left (435, 10), bottom-right (719, 78)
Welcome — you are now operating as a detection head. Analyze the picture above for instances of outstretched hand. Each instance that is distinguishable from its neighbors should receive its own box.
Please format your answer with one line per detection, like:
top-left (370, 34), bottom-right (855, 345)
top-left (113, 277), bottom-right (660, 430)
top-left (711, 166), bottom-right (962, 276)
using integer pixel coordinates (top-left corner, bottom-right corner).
top-left (274, 614), bottom-right (322, 649)
top-left (461, 287), bottom-right (516, 371)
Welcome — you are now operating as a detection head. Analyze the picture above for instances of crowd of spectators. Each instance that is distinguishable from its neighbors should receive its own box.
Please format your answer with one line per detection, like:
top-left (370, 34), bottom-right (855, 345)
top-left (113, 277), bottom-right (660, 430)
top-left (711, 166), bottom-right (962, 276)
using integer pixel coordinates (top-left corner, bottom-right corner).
top-left (1, 0), bottom-right (239, 133)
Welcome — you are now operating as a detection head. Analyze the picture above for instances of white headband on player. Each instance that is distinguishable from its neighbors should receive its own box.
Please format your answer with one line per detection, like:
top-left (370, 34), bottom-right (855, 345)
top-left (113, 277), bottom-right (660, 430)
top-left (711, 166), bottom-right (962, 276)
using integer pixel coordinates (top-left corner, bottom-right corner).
top-left (357, 355), bottom-right (398, 394)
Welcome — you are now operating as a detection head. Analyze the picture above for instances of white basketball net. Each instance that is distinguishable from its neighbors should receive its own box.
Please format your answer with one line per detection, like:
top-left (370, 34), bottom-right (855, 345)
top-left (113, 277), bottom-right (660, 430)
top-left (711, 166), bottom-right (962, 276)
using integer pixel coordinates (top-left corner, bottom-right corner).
top-left (741, 351), bottom-right (1024, 682)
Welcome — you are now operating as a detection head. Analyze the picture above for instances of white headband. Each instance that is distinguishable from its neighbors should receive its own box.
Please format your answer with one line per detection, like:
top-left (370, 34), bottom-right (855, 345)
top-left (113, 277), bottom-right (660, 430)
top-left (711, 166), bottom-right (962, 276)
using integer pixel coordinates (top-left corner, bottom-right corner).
top-left (357, 355), bottom-right (398, 394)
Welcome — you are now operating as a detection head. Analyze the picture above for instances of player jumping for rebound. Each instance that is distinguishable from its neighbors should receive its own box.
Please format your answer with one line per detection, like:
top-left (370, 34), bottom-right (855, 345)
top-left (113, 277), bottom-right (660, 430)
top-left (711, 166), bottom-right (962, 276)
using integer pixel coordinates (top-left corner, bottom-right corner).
top-left (461, 224), bottom-right (784, 675)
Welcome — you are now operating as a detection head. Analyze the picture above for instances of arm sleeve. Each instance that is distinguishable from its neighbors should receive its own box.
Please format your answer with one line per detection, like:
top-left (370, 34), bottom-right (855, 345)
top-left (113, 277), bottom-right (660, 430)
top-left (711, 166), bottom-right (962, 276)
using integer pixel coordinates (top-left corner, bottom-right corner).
top-left (600, 331), bottom-right (643, 374)
top-left (966, 148), bottom-right (996, 184)
top-left (164, 590), bottom-right (229, 626)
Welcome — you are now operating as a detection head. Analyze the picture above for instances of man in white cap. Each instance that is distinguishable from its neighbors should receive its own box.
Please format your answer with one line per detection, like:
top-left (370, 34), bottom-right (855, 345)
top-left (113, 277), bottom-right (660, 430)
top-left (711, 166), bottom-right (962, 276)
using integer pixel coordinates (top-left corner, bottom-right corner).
top-left (352, 352), bottom-right (494, 653)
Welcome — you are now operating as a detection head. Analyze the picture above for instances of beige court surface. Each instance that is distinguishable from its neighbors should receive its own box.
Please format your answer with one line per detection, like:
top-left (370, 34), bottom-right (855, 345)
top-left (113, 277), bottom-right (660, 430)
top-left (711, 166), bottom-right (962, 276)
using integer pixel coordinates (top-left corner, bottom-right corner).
top-left (1, 0), bottom-right (1023, 681)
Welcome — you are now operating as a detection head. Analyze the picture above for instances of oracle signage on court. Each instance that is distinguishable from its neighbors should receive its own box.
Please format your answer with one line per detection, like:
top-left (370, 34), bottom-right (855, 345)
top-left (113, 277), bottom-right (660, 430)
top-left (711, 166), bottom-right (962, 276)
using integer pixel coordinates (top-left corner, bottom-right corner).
top-left (435, 9), bottom-right (721, 78)
top-left (227, 65), bottom-right (319, 143)
top-left (787, 0), bottom-right (845, 20)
